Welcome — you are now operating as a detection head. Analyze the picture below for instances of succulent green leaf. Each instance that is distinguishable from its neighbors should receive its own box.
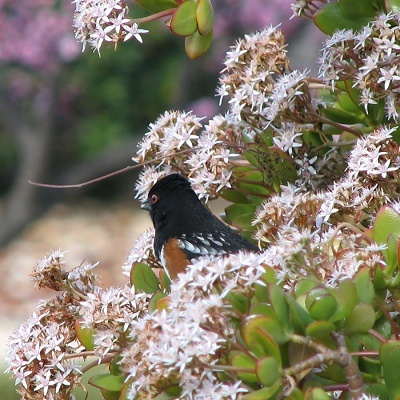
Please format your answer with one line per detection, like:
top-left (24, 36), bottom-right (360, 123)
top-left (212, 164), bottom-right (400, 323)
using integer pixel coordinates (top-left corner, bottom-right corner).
top-left (391, 125), bottom-right (400, 143)
top-left (366, 98), bottom-right (386, 124)
top-left (305, 387), bottom-right (331, 400)
top-left (285, 388), bottom-right (305, 400)
top-left (337, 92), bottom-right (364, 115)
top-left (149, 291), bottom-right (168, 313)
top-left (373, 205), bottom-right (400, 271)
top-left (258, 129), bottom-right (274, 146)
top-left (254, 269), bottom-right (277, 303)
top-left (225, 203), bottom-right (257, 223)
top-left (232, 165), bottom-right (258, 174)
top-left (360, 360), bottom-right (382, 380)
top-left (286, 295), bottom-right (314, 332)
top-left (236, 181), bottom-right (270, 197)
top-left (373, 204), bottom-right (400, 244)
top-left (305, 321), bottom-right (336, 338)
top-left (75, 320), bottom-right (95, 351)
top-left (329, 279), bottom-right (357, 322)
top-left (250, 303), bottom-right (276, 318)
top-left (242, 381), bottom-right (281, 400)
top-left (225, 291), bottom-right (250, 314)
top-left (196, 0), bottom-right (214, 35)
top-left (386, 0), bottom-right (400, 11)
top-left (295, 279), bottom-right (319, 297)
top-left (170, 0), bottom-right (198, 37)
top-left (268, 284), bottom-right (290, 329)
top-left (359, 339), bottom-right (382, 378)
top-left (185, 29), bottom-right (213, 59)
top-left (229, 351), bottom-right (258, 384)
top-left (305, 287), bottom-right (338, 321)
top-left (317, 363), bottom-right (346, 382)
top-left (314, 0), bottom-right (382, 35)
top-left (303, 130), bottom-right (324, 148)
top-left (254, 284), bottom-right (269, 303)
top-left (321, 105), bottom-right (364, 124)
top-left (365, 383), bottom-right (389, 400)
top-left (255, 357), bottom-right (281, 387)
top-left (354, 268), bottom-right (375, 304)
top-left (381, 341), bottom-right (400, 400)
top-left (343, 80), bottom-right (363, 105)
top-left (119, 380), bottom-right (133, 400)
top-left (237, 170), bottom-right (266, 184)
top-left (241, 144), bottom-right (297, 190)
top-left (130, 262), bottom-right (159, 294)
top-left (88, 373), bottom-right (125, 392)
top-left (344, 303), bottom-right (376, 334)
top-left (109, 354), bottom-right (123, 376)
top-left (373, 315), bottom-right (392, 339)
top-left (322, 124), bottom-right (345, 136)
top-left (374, 265), bottom-right (388, 289)
top-left (100, 389), bottom-right (121, 400)
top-left (241, 314), bottom-right (289, 352)
top-left (261, 267), bottom-right (278, 284)
top-left (242, 150), bottom-right (260, 168)
top-left (230, 213), bottom-right (256, 231)
top-left (136, 0), bottom-right (177, 13)
top-left (155, 295), bottom-right (170, 311)
top-left (220, 188), bottom-right (250, 204)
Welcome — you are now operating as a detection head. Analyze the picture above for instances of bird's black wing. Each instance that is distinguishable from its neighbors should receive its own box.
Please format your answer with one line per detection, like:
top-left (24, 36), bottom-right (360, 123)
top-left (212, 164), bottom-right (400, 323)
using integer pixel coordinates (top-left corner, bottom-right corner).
top-left (175, 227), bottom-right (258, 261)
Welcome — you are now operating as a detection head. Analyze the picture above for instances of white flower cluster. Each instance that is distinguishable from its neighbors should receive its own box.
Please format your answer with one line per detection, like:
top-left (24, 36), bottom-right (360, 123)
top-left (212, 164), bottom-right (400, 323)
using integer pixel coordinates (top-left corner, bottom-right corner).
top-left (218, 26), bottom-right (289, 127)
top-left (134, 111), bottom-right (239, 202)
top-left (79, 284), bottom-right (150, 357)
top-left (120, 250), bottom-right (267, 399)
top-left (73, 0), bottom-right (148, 53)
top-left (253, 174), bottom-right (389, 286)
top-left (347, 126), bottom-right (400, 180)
top-left (319, 12), bottom-right (400, 120)
top-left (5, 293), bottom-right (82, 399)
top-left (5, 312), bottom-right (82, 398)
top-left (254, 125), bottom-right (399, 243)
top-left (122, 228), bottom-right (156, 276)
top-left (218, 26), bottom-right (321, 132)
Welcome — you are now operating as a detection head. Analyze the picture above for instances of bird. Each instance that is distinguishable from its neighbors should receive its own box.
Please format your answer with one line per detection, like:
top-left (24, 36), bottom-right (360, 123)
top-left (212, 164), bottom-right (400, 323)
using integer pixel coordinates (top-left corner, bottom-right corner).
top-left (141, 173), bottom-right (259, 279)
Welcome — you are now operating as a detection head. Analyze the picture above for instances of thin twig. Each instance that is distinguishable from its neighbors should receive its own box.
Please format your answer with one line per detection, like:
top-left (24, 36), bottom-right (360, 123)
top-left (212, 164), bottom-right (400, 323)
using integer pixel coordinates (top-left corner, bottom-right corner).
top-left (368, 328), bottom-right (387, 343)
top-left (80, 354), bottom-right (115, 375)
top-left (28, 147), bottom-right (200, 189)
top-left (131, 8), bottom-right (175, 24)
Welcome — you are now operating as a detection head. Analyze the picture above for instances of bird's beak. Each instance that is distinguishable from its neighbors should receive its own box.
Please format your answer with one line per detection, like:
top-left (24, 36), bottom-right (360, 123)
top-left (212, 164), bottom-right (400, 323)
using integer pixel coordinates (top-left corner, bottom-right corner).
top-left (141, 198), bottom-right (152, 211)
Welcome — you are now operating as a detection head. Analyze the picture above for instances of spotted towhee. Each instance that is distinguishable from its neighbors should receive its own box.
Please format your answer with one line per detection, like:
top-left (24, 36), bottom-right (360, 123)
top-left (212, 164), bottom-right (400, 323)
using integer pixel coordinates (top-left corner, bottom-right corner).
top-left (141, 173), bottom-right (259, 279)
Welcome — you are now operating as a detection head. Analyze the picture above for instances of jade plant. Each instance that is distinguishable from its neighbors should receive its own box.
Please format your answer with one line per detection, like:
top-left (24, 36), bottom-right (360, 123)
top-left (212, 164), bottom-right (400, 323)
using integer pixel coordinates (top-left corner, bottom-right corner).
top-left (6, 0), bottom-right (400, 399)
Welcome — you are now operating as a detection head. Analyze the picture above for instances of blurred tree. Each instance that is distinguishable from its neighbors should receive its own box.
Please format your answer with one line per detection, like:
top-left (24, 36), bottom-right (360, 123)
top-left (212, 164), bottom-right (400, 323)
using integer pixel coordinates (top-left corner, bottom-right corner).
top-left (0, 0), bottom-right (81, 244)
top-left (0, 0), bottom-right (311, 246)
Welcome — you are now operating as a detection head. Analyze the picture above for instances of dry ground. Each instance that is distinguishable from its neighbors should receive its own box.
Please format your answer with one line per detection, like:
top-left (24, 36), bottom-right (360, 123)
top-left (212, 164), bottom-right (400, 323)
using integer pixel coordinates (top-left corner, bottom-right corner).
top-left (0, 200), bottom-right (152, 363)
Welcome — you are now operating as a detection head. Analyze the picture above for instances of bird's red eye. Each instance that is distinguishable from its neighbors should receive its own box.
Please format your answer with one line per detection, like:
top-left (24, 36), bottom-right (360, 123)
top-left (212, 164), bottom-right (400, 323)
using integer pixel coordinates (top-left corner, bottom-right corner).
top-left (151, 194), bottom-right (158, 204)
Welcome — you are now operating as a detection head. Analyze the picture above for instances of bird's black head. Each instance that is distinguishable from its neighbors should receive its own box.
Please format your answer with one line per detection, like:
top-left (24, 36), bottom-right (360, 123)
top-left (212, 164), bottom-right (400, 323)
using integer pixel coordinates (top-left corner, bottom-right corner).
top-left (141, 174), bottom-right (201, 232)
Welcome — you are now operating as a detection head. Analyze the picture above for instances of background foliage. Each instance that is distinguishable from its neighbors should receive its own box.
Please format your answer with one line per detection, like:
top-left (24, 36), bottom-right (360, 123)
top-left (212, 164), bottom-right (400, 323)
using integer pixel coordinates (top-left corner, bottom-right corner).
top-left (9, 0), bottom-right (400, 399)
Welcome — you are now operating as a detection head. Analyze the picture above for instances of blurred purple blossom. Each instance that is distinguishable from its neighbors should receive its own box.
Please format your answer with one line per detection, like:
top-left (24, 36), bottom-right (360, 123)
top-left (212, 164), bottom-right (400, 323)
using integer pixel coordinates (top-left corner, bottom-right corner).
top-left (0, 0), bottom-right (80, 70)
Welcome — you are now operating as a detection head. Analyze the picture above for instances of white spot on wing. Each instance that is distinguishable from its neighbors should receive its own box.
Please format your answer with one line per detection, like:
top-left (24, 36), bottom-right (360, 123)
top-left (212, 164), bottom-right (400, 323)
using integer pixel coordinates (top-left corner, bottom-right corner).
top-left (199, 237), bottom-right (211, 246)
top-left (160, 244), bottom-right (166, 268)
top-left (183, 240), bottom-right (201, 254)
top-left (199, 246), bottom-right (209, 255)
